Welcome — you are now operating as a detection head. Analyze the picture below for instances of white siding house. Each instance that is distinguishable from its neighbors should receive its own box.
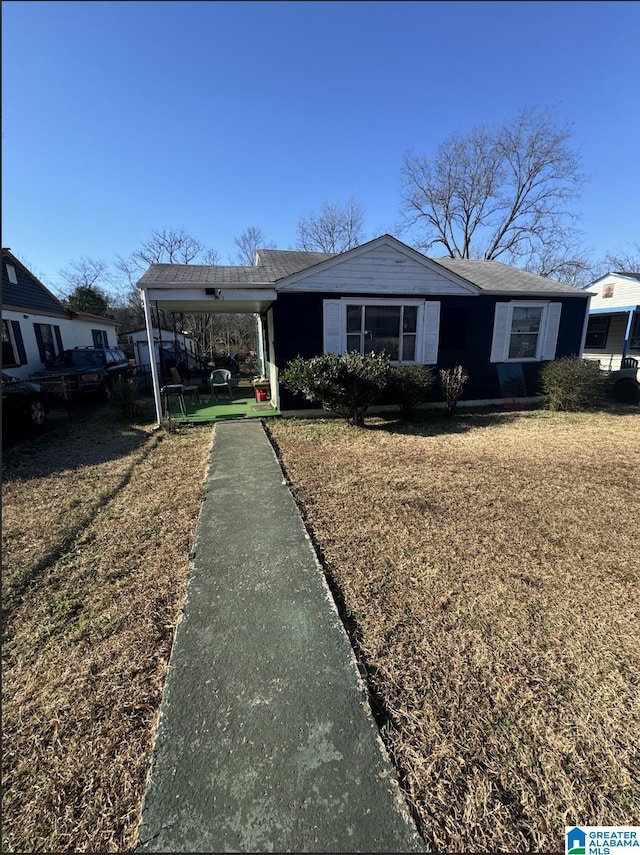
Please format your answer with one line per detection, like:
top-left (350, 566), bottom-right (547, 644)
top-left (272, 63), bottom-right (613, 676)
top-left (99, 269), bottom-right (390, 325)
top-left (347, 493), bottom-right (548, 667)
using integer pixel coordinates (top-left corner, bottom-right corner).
top-left (2, 249), bottom-right (119, 380)
top-left (129, 328), bottom-right (199, 370)
top-left (583, 272), bottom-right (640, 370)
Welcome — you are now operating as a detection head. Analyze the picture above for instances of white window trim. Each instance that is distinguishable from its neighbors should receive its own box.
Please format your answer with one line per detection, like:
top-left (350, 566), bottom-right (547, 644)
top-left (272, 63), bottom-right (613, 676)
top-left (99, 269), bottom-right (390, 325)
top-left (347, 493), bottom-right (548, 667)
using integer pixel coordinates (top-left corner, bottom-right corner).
top-left (490, 300), bottom-right (561, 363)
top-left (6, 264), bottom-right (18, 285)
top-left (324, 298), bottom-right (440, 365)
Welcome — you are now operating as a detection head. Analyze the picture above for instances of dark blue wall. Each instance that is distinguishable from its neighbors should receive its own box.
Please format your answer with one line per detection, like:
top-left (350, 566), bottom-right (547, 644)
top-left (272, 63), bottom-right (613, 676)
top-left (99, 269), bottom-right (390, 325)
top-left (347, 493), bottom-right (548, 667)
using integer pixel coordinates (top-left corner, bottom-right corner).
top-left (272, 292), bottom-right (589, 408)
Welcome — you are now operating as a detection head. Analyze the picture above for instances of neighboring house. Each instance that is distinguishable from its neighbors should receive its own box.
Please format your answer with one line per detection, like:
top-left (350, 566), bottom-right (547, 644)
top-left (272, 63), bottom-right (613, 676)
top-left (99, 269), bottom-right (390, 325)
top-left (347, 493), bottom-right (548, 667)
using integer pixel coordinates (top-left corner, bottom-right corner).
top-left (2, 249), bottom-right (119, 379)
top-left (128, 328), bottom-right (199, 371)
top-left (137, 234), bottom-right (591, 420)
top-left (583, 271), bottom-right (640, 370)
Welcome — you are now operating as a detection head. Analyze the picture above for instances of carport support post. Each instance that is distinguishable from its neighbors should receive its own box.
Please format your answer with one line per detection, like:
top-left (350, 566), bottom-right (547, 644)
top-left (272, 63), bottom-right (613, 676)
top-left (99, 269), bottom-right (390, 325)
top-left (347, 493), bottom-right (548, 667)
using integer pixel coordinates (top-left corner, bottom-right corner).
top-left (141, 285), bottom-right (163, 426)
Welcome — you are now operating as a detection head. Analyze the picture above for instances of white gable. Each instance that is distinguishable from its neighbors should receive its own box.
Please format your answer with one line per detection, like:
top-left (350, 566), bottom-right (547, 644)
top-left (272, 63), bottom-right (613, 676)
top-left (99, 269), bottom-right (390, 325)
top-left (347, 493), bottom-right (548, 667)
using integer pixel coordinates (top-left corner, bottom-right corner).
top-left (276, 237), bottom-right (478, 296)
top-left (589, 273), bottom-right (640, 311)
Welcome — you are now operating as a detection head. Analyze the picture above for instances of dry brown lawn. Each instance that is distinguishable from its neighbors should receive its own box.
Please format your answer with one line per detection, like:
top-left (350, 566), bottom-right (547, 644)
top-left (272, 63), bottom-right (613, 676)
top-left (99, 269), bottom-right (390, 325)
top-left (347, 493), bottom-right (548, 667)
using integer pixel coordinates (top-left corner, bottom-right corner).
top-left (2, 405), bottom-right (213, 852)
top-left (268, 407), bottom-right (640, 853)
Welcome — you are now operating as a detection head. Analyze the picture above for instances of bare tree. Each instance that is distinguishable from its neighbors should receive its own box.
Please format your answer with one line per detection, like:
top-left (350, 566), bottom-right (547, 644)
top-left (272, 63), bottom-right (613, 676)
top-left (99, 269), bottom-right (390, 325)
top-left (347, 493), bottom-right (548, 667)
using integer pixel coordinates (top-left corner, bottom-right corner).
top-left (296, 195), bottom-right (365, 253)
top-left (234, 226), bottom-right (275, 265)
top-left (604, 242), bottom-right (640, 272)
top-left (400, 107), bottom-right (586, 273)
top-left (59, 257), bottom-right (111, 291)
top-left (115, 228), bottom-right (219, 285)
top-left (202, 247), bottom-right (221, 265)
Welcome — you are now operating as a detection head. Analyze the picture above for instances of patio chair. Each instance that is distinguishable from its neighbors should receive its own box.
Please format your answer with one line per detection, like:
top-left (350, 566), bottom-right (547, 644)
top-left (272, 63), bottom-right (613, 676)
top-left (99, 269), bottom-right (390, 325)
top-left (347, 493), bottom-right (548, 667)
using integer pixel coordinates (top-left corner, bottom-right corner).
top-left (170, 366), bottom-right (201, 405)
top-left (209, 369), bottom-right (233, 401)
top-left (160, 383), bottom-right (186, 418)
top-left (621, 356), bottom-right (638, 370)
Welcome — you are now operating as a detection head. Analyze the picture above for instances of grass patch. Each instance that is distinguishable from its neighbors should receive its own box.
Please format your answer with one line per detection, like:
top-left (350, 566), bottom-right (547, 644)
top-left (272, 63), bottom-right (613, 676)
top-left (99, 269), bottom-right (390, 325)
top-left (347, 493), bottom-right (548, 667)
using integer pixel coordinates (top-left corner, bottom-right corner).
top-left (267, 407), bottom-right (640, 852)
top-left (2, 404), bottom-right (213, 852)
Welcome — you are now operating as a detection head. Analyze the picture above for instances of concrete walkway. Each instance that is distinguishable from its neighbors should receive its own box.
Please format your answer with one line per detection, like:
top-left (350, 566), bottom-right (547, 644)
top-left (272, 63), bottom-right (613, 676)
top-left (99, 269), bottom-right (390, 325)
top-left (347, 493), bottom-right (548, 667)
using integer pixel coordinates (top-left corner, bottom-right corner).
top-left (136, 420), bottom-right (423, 853)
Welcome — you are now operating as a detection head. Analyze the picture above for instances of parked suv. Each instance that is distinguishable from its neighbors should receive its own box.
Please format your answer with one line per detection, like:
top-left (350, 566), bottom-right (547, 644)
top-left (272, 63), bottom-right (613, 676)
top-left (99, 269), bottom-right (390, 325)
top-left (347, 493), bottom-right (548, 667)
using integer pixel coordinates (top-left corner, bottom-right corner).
top-left (32, 347), bottom-right (133, 401)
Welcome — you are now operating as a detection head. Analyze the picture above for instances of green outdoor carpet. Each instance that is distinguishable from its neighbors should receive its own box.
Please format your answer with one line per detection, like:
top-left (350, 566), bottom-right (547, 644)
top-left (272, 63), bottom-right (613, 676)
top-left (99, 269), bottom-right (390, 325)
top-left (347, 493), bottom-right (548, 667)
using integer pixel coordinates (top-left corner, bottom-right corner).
top-left (167, 394), bottom-right (279, 424)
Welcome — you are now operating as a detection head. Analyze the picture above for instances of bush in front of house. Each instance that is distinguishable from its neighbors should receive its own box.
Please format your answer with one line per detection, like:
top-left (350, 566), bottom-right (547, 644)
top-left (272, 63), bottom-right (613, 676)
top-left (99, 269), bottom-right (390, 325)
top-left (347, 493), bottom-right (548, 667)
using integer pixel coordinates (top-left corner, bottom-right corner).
top-left (540, 356), bottom-right (604, 411)
top-left (111, 377), bottom-right (141, 419)
top-left (280, 351), bottom-right (390, 426)
top-left (386, 364), bottom-right (435, 419)
top-left (440, 364), bottom-right (469, 417)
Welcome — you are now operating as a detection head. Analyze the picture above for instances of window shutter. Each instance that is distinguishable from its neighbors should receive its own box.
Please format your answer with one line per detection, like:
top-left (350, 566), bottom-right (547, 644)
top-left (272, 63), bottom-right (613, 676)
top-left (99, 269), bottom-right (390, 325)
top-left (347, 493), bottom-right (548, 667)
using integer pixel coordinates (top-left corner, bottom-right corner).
top-left (323, 300), bottom-right (342, 355)
top-left (541, 303), bottom-right (562, 360)
top-left (54, 325), bottom-right (63, 355)
top-left (11, 321), bottom-right (27, 365)
top-left (421, 301), bottom-right (440, 364)
top-left (490, 303), bottom-right (511, 362)
top-left (33, 324), bottom-right (46, 363)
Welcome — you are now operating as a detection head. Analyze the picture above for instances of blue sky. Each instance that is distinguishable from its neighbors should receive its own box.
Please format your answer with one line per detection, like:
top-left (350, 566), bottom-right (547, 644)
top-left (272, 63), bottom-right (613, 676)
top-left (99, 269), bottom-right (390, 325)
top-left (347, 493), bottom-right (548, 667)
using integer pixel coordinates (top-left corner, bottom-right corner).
top-left (2, 0), bottom-right (639, 293)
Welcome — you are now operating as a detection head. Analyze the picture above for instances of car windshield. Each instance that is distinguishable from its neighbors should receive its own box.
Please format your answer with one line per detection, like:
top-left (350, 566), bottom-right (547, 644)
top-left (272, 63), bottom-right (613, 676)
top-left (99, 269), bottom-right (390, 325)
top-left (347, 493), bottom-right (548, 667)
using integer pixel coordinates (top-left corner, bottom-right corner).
top-left (52, 351), bottom-right (103, 368)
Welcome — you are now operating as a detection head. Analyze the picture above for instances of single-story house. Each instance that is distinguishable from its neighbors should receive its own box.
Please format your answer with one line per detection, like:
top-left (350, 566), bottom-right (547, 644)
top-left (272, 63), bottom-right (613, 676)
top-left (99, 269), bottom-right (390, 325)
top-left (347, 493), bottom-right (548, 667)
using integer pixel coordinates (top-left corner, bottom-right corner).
top-left (128, 327), bottom-right (199, 371)
top-left (2, 249), bottom-right (119, 379)
top-left (582, 271), bottom-right (640, 370)
top-left (136, 234), bottom-right (591, 424)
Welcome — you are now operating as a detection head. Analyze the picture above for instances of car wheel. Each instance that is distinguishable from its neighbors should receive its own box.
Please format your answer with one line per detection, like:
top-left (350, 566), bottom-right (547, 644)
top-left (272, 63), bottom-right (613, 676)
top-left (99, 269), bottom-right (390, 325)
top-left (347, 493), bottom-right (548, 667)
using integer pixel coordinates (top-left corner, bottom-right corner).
top-left (614, 378), bottom-right (640, 404)
top-left (28, 399), bottom-right (47, 426)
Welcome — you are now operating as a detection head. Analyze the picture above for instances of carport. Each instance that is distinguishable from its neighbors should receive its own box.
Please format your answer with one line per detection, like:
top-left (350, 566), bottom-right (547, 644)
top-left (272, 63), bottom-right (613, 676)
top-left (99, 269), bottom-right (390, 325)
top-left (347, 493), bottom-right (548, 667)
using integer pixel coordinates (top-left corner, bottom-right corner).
top-left (136, 264), bottom-right (278, 426)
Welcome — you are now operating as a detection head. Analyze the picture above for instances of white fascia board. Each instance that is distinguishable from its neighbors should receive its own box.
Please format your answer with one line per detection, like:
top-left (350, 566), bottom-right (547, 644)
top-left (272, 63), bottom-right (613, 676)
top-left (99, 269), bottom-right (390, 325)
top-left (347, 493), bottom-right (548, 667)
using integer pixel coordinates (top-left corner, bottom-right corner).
top-left (143, 287), bottom-right (277, 303)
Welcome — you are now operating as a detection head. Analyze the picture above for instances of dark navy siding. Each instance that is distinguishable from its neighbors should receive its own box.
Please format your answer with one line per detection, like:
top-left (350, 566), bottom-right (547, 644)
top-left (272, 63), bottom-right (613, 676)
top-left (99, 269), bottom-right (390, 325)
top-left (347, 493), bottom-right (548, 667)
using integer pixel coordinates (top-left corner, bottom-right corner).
top-left (2, 253), bottom-right (68, 317)
top-left (273, 292), bottom-right (589, 407)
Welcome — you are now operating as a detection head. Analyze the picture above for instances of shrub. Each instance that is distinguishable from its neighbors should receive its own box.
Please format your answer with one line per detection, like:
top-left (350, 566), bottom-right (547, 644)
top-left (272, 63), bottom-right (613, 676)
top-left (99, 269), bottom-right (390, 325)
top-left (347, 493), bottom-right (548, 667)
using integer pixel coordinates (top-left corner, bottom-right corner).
top-left (439, 364), bottom-right (469, 417)
top-left (110, 377), bottom-right (141, 419)
top-left (540, 357), bottom-right (603, 411)
top-left (386, 364), bottom-right (434, 419)
top-left (280, 351), bottom-right (390, 426)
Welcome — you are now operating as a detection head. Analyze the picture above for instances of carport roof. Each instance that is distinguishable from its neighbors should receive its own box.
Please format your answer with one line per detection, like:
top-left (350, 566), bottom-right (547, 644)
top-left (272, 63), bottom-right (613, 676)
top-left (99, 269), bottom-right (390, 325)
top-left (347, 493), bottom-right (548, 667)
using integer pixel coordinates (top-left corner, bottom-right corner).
top-left (137, 250), bottom-right (339, 289)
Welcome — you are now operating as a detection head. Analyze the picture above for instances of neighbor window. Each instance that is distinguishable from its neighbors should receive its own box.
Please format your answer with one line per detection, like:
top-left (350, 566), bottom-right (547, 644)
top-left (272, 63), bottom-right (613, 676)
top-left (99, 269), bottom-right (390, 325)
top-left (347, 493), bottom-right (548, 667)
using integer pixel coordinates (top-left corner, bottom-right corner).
top-left (5, 264), bottom-right (18, 285)
top-left (34, 323), bottom-right (62, 365)
top-left (585, 315), bottom-right (610, 349)
top-left (630, 313), bottom-right (640, 350)
top-left (2, 320), bottom-right (18, 366)
top-left (92, 328), bottom-right (109, 347)
top-left (490, 301), bottom-right (562, 363)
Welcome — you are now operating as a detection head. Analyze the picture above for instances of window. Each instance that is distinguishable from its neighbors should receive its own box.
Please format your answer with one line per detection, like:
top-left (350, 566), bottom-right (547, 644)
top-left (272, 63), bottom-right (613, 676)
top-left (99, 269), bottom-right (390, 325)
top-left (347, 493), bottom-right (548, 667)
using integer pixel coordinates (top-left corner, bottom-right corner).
top-left (2, 320), bottom-right (27, 366)
top-left (490, 301), bottom-right (562, 363)
top-left (585, 315), bottom-right (610, 349)
top-left (5, 264), bottom-right (18, 284)
top-left (630, 312), bottom-right (640, 350)
top-left (92, 328), bottom-right (109, 347)
top-left (34, 323), bottom-right (62, 365)
top-left (509, 306), bottom-right (543, 358)
top-left (2, 320), bottom-right (18, 366)
top-left (323, 299), bottom-right (440, 364)
top-left (345, 304), bottom-right (417, 361)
